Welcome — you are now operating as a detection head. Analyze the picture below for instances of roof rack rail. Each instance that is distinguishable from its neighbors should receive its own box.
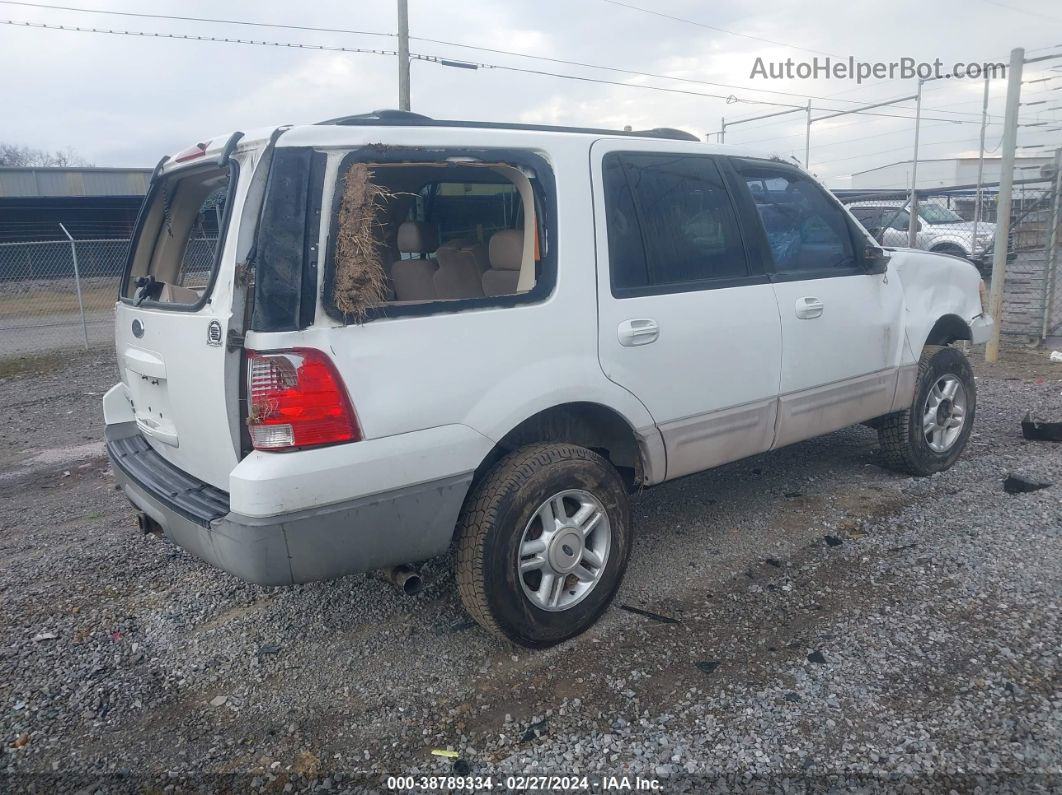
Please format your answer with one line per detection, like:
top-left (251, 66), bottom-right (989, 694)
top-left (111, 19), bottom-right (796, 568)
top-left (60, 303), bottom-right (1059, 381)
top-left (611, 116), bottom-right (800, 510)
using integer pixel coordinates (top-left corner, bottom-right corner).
top-left (315, 110), bottom-right (701, 142)
top-left (628, 127), bottom-right (700, 142)
top-left (318, 109), bottom-right (434, 125)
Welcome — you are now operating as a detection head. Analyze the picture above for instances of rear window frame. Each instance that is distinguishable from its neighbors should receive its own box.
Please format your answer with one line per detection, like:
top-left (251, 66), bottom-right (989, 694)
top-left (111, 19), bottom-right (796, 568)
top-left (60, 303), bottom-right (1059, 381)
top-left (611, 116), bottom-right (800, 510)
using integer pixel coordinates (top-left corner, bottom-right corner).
top-left (119, 158), bottom-right (240, 313)
top-left (320, 145), bottom-right (558, 325)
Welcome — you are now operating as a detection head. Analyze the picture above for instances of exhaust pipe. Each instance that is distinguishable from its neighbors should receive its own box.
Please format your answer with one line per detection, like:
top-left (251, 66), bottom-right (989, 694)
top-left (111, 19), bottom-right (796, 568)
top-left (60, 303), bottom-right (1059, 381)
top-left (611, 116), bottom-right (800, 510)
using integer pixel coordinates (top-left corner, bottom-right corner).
top-left (375, 565), bottom-right (426, 595)
top-left (135, 511), bottom-right (162, 535)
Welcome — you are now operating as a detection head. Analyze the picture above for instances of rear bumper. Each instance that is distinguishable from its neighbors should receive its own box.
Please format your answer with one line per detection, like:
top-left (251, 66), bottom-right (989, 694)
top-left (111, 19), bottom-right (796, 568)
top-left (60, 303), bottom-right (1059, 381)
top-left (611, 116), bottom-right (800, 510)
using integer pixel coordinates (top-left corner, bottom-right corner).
top-left (106, 423), bottom-right (472, 586)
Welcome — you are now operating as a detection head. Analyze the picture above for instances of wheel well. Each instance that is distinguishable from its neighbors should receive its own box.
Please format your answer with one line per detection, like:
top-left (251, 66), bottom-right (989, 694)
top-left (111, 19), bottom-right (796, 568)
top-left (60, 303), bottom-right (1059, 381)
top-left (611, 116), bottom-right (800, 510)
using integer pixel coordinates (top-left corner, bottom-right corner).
top-left (925, 314), bottom-right (972, 346)
top-left (472, 403), bottom-right (643, 493)
top-left (930, 243), bottom-right (969, 259)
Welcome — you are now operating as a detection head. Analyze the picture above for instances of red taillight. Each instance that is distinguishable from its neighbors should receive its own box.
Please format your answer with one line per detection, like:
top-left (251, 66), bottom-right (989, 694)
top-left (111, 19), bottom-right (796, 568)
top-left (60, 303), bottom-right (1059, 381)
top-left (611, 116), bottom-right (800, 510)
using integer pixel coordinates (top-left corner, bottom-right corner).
top-left (174, 142), bottom-right (209, 163)
top-left (246, 349), bottom-right (361, 451)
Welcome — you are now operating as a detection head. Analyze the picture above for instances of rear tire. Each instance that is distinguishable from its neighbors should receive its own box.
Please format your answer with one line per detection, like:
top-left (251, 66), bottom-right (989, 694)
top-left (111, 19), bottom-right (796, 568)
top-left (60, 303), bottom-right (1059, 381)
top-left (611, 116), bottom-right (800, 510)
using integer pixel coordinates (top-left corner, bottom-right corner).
top-left (455, 443), bottom-right (631, 648)
top-left (878, 345), bottom-right (976, 475)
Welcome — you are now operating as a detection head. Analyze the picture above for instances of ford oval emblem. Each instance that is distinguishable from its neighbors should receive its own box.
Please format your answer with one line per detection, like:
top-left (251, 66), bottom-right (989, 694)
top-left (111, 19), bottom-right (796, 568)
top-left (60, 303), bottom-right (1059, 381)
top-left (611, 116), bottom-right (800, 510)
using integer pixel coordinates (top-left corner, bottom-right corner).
top-left (206, 320), bottom-right (223, 347)
top-left (131, 318), bottom-right (144, 338)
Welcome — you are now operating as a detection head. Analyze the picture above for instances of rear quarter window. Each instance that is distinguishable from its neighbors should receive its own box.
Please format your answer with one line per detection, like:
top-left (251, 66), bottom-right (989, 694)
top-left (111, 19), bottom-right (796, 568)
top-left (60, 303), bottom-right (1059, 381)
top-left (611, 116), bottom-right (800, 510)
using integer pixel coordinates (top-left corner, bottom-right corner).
top-left (318, 148), bottom-right (557, 323)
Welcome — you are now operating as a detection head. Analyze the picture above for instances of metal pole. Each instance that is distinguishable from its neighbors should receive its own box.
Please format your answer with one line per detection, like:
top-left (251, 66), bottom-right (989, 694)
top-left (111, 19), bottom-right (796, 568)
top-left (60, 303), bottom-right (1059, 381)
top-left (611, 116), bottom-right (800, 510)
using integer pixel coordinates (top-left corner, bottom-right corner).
top-left (971, 75), bottom-right (991, 246)
top-left (985, 47), bottom-right (1026, 363)
top-left (719, 116), bottom-right (725, 144)
top-left (908, 78), bottom-right (924, 248)
top-left (58, 223), bottom-right (89, 350)
top-left (1041, 147), bottom-right (1062, 340)
top-left (397, 0), bottom-right (410, 111)
top-left (804, 99), bottom-right (812, 170)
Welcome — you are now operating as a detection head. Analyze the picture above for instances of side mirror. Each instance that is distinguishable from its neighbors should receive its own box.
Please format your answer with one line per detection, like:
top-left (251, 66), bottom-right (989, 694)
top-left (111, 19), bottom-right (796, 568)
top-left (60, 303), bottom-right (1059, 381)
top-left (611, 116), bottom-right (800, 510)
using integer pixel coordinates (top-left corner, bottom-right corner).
top-left (864, 245), bottom-right (889, 274)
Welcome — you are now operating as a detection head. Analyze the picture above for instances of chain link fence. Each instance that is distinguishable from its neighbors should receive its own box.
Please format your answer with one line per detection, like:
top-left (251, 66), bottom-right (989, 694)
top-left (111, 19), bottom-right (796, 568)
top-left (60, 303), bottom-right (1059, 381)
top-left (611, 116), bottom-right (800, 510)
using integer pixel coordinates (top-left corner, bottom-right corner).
top-left (0, 236), bottom-right (216, 358)
top-left (2, 183), bottom-right (1059, 359)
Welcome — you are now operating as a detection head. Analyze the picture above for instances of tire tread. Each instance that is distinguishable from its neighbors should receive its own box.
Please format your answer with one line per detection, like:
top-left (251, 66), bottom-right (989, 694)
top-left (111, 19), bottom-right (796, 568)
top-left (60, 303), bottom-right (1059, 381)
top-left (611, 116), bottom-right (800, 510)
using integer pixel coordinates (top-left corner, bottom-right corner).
top-left (455, 443), bottom-right (612, 644)
top-left (878, 344), bottom-right (974, 475)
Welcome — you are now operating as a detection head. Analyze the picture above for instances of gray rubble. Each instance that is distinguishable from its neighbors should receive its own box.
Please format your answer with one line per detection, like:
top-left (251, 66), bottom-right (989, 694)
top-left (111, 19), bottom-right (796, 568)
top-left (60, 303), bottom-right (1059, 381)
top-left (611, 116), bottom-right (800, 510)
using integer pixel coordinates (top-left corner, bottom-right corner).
top-left (0, 347), bottom-right (1059, 792)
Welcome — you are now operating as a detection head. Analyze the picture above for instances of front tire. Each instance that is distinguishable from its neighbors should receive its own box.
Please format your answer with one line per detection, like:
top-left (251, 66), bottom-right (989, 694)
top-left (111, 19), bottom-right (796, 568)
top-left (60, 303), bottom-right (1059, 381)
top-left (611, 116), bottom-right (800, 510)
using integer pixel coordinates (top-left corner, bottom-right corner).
top-left (455, 443), bottom-right (631, 648)
top-left (878, 345), bottom-right (977, 475)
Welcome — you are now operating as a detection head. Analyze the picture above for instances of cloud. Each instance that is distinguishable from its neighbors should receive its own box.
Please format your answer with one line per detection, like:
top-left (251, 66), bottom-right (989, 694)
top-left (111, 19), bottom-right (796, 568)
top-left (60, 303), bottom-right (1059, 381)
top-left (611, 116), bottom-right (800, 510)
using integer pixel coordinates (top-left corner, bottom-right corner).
top-left (0, 0), bottom-right (1057, 186)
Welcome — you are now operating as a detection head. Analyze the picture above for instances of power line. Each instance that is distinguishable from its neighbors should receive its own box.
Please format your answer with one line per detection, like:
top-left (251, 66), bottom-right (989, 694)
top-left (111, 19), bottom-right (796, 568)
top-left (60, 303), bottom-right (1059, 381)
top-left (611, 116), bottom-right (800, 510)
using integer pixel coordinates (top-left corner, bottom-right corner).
top-left (0, 17), bottom-right (909, 114)
top-left (811, 136), bottom-right (989, 168)
top-left (598, 0), bottom-right (840, 58)
top-left (0, 18), bottom-right (754, 104)
top-left (0, 0), bottom-right (969, 110)
top-left (0, 0), bottom-right (393, 38)
top-left (1, 15), bottom-right (1041, 129)
top-left (737, 119), bottom-right (963, 148)
top-left (973, 0), bottom-right (1062, 24)
top-left (726, 104), bottom-right (985, 127)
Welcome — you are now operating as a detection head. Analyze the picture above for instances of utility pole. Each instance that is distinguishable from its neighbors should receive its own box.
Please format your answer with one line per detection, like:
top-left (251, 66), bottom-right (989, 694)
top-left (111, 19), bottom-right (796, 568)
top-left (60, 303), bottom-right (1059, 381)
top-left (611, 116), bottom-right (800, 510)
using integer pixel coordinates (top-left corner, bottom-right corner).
top-left (397, 0), bottom-right (410, 111)
top-left (908, 78), bottom-right (924, 248)
top-left (985, 47), bottom-right (1025, 363)
top-left (971, 75), bottom-right (991, 247)
top-left (804, 99), bottom-right (812, 170)
top-left (1041, 147), bottom-right (1062, 341)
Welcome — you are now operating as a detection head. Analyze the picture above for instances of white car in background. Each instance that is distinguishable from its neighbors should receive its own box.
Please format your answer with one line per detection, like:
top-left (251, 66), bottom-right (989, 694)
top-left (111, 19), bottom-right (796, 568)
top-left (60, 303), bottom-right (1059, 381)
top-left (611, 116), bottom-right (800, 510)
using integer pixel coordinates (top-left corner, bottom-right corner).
top-left (104, 111), bottom-right (992, 648)
top-left (847, 201), bottom-right (997, 270)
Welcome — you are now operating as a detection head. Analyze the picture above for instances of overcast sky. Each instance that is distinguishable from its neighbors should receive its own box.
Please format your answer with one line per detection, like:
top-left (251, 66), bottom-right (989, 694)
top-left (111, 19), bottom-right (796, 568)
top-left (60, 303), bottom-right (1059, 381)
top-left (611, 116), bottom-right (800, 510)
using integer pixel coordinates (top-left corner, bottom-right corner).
top-left (2, 0), bottom-right (1060, 186)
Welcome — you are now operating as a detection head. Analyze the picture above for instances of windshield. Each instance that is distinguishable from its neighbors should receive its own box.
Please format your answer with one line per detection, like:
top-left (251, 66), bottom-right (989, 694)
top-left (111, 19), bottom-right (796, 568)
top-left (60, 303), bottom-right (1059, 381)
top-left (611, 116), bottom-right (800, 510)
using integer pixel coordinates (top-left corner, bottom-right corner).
top-left (918, 204), bottom-right (965, 224)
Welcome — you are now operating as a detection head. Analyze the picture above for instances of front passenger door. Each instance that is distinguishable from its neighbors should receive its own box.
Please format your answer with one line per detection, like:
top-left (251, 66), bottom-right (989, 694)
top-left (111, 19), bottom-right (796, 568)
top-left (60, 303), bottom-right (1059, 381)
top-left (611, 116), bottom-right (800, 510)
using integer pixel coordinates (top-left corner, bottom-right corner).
top-left (730, 161), bottom-right (906, 448)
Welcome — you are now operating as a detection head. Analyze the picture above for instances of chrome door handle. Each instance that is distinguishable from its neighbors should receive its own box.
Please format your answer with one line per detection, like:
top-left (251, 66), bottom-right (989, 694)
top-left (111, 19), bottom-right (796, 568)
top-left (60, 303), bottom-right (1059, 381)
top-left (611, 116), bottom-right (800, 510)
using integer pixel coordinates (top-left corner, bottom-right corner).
top-left (794, 297), bottom-right (824, 319)
top-left (617, 318), bottom-right (659, 346)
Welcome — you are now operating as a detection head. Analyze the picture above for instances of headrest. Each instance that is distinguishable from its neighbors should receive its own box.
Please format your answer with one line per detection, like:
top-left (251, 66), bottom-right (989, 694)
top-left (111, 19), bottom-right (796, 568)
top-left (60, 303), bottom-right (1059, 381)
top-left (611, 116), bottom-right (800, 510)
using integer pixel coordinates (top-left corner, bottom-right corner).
top-left (488, 229), bottom-right (523, 271)
top-left (397, 221), bottom-right (439, 254)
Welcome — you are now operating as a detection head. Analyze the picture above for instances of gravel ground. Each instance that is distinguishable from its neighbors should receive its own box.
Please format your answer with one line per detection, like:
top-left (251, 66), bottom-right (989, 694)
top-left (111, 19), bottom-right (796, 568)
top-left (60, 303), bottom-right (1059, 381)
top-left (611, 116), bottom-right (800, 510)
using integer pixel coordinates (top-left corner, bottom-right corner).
top-left (0, 344), bottom-right (1059, 793)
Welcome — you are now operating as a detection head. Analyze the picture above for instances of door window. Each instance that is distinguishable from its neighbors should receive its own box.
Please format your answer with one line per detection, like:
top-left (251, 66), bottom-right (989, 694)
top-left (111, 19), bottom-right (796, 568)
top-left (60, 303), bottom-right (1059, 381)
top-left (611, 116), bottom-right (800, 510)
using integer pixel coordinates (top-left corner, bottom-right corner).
top-left (885, 209), bottom-right (911, 231)
top-left (602, 152), bottom-right (748, 295)
top-left (735, 163), bottom-right (857, 273)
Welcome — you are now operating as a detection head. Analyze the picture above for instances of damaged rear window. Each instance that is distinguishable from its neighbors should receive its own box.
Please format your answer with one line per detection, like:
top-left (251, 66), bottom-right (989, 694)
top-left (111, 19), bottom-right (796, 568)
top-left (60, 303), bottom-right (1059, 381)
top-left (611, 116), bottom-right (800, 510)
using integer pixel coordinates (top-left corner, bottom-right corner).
top-left (122, 163), bottom-right (234, 308)
top-left (320, 150), bottom-right (556, 323)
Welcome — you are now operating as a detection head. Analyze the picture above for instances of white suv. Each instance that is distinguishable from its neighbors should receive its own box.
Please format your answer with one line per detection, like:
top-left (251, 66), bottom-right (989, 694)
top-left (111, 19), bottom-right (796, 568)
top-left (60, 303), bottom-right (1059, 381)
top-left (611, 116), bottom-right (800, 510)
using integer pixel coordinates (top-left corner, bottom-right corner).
top-left (104, 111), bottom-right (991, 648)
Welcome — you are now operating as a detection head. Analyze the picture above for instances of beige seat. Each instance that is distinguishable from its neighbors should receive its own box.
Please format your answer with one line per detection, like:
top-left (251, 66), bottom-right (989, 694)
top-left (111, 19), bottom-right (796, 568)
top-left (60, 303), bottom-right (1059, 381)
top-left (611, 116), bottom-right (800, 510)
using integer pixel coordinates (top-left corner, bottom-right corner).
top-left (434, 239), bottom-right (486, 300)
top-left (157, 283), bottom-right (201, 304)
top-left (391, 221), bottom-right (439, 301)
top-left (482, 229), bottom-right (523, 296)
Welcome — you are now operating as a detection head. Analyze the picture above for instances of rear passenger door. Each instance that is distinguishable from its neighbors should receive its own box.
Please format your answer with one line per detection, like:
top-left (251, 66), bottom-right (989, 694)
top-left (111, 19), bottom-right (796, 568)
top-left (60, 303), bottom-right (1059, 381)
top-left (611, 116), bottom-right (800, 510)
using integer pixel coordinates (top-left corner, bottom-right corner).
top-left (591, 142), bottom-right (782, 480)
top-left (729, 160), bottom-right (906, 448)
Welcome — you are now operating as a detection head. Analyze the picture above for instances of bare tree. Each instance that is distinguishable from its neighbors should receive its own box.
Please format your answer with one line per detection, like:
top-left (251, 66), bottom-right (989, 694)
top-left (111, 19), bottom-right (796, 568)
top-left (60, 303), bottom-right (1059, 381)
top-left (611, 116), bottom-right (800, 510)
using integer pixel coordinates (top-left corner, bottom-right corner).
top-left (0, 144), bottom-right (93, 167)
